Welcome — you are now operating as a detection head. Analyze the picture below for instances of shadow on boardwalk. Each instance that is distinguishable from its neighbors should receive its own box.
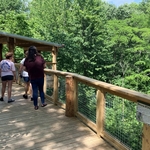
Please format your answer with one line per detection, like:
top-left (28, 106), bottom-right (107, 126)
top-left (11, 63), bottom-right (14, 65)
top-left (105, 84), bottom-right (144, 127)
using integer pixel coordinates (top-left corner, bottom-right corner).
top-left (0, 83), bottom-right (116, 150)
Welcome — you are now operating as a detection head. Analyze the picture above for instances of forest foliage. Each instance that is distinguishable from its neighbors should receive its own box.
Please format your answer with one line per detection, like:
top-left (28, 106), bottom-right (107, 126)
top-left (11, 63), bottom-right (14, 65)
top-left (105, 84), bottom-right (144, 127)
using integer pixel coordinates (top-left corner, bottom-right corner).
top-left (0, 0), bottom-right (149, 149)
top-left (0, 0), bottom-right (150, 95)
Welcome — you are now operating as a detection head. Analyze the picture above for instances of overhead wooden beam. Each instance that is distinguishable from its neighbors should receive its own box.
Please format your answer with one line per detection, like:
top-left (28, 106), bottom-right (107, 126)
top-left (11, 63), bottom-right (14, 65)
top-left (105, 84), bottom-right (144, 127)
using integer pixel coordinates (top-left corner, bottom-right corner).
top-left (0, 31), bottom-right (64, 48)
top-left (22, 46), bottom-right (53, 51)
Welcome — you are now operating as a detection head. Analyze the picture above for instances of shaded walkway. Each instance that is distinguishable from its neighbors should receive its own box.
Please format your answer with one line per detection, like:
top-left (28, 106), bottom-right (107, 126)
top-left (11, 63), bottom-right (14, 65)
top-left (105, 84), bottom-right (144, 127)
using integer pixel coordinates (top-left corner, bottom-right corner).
top-left (0, 83), bottom-right (115, 150)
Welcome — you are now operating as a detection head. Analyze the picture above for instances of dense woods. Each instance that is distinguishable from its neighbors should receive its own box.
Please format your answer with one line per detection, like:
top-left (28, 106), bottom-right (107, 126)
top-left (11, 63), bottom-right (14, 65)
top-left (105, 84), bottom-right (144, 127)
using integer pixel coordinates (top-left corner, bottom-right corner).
top-left (1, 0), bottom-right (150, 149)
top-left (0, 0), bottom-right (150, 95)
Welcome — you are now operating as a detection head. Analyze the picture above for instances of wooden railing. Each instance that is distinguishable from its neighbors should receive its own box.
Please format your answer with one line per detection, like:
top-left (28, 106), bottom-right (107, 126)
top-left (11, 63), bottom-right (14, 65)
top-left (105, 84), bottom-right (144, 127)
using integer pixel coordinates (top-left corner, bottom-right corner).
top-left (15, 64), bottom-right (150, 150)
top-left (43, 69), bottom-right (150, 150)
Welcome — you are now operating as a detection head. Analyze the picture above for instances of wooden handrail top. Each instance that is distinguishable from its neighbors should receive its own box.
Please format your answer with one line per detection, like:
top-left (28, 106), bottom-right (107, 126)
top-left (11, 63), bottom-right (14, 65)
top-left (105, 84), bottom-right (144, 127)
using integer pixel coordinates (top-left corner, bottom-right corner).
top-left (44, 68), bottom-right (150, 104)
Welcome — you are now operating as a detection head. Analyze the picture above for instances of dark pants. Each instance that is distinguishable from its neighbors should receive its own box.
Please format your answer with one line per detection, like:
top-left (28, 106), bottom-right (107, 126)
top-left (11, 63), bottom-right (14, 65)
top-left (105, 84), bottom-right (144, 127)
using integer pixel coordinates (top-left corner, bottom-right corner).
top-left (1, 75), bottom-right (13, 81)
top-left (30, 77), bottom-right (45, 106)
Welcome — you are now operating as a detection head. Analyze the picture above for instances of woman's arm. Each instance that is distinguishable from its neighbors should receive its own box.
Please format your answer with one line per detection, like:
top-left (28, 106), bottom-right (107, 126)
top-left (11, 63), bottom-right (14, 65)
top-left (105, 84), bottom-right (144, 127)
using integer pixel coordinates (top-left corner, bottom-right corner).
top-left (19, 63), bottom-right (23, 74)
top-left (12, 71), bottom-right (17, 82)
top-left (11, 62), bottom-right (17, 82)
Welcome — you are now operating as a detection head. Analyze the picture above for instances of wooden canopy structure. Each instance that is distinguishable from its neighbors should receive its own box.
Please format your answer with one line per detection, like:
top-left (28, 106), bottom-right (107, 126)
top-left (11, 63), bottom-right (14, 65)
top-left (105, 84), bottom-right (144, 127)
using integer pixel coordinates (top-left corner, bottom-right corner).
top-left (0, 31), bottom-right (64, 69)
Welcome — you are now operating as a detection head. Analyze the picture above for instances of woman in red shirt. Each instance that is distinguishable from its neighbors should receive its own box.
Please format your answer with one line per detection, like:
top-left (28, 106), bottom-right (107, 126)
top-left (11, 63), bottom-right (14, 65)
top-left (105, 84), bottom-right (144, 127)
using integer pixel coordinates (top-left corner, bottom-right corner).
top-left (24, 46), bottom-right (47, 110)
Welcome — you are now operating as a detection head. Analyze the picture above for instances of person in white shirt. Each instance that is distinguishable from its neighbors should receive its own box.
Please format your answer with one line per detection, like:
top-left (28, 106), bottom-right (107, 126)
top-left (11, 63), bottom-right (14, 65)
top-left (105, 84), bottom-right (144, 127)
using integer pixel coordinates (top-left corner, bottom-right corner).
top-left (19, 50), bottom-right (33, 100)
top-left (0, 52), bottom-right (16, 103)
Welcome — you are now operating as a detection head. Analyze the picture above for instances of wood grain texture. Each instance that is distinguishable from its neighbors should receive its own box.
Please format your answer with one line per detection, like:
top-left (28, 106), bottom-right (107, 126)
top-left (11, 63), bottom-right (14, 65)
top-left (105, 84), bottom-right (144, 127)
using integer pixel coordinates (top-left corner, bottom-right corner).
top-left (0, 83), bottom-right (115, 150)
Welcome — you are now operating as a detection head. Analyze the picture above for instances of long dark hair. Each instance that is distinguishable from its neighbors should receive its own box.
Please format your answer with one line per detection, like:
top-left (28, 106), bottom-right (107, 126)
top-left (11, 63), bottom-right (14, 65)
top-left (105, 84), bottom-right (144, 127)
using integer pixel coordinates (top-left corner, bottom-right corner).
top-left (26, 46), bottom-right (37, 62)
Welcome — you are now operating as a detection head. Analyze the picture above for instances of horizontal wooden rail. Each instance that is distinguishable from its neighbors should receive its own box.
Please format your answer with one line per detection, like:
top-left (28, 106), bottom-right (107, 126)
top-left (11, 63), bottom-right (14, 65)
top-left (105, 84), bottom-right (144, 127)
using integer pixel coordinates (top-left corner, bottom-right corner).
top-left (44, 69), bottom-right (150, 104)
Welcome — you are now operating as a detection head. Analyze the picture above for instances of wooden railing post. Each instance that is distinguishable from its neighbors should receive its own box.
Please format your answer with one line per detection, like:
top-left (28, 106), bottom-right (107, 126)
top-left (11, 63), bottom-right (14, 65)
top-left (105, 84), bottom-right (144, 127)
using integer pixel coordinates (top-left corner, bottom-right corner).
top-left (52, 46), bottom-right (57, 70)
top-left (7, 37), bottom-right (15, 52)
top-left (53, 74), bottom-right (58, 105)
top-left (96, 89), bottom-right (105, 137)
top-left (65, 75), bottom-right (76, 117)
top-left (7, 37), bottom-right (15, 62)
top-left (44, 74), bottom-right (47, 94)
top-left (142, 123), bottom-right (150, 150)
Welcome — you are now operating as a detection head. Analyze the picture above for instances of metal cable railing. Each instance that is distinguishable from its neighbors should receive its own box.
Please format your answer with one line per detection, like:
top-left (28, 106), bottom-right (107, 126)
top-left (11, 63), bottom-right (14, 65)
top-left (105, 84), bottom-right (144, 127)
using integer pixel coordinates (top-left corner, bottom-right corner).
top-left (77, 82), bottom-right (142, 150)
top-left (46, 74), bottom-right (53, 96)
top-left (78, 83), bottom-right (96, 123)
top-left (58, 76), bottom-right (66, 103)
top-left (105, 94), bottom-right (142, 150)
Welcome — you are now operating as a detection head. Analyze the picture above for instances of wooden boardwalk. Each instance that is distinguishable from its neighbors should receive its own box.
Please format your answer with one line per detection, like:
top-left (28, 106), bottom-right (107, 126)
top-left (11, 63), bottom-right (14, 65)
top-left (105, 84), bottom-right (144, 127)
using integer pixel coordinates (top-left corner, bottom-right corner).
top-left (0, 83), bottom-right (115, 150)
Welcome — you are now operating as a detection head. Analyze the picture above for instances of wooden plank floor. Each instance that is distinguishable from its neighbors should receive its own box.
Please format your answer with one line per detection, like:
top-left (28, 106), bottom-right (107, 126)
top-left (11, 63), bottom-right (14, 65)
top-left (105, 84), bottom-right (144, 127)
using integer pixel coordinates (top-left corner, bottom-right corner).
top-left (0, 83), bottom-right (116, 150)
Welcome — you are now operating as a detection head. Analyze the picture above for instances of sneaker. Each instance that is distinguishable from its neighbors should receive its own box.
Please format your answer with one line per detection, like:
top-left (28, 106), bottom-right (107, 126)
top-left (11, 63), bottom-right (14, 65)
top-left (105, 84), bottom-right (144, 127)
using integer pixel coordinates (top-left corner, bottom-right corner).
top-left (0, 97), bottom-right (4, 101)
top-left (8, 99), bottom-right (15, 103)
top-left (31, 97), bottom-right (34, 101)
top-left (34, 106), bottom-right (39, 110)
top-left (41, 103), bottom-right (47, 107)
top-left (23, 94), bottom-right (28, 99)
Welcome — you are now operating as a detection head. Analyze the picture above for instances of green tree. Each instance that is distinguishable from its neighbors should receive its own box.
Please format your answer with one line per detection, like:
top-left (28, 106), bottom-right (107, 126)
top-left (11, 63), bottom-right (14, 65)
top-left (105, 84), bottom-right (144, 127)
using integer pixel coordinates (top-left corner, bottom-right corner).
top-left (0, 0), bottom-right (29, 13)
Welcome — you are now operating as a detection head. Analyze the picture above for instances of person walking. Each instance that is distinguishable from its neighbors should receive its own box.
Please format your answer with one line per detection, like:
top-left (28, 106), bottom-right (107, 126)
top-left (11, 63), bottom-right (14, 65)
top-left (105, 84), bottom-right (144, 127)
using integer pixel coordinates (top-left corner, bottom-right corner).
top-left (19, 50), bottom-right (33, 101)
top-left (24, 46), bottom-right (47, 110)
top-left (0, 52), bottom-right (16, 103)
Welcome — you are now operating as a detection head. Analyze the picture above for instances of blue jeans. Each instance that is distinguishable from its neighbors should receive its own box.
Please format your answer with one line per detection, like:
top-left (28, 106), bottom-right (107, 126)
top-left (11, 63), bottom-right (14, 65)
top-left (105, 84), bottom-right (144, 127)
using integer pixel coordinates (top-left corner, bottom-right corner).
top-left (23, 77), bottom-right (30, 82)
top-left (30, 77), bottom-right (45, 106)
